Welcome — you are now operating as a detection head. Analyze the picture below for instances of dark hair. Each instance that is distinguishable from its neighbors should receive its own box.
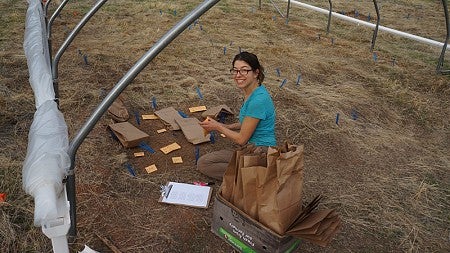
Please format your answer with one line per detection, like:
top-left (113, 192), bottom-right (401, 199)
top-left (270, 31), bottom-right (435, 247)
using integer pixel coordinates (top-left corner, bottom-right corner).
top-left (232, 51), bottom-right (265, 84)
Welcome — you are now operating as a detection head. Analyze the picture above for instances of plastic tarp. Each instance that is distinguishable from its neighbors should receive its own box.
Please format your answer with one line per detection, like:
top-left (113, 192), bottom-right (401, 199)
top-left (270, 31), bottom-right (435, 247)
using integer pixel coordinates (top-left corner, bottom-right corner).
top-left (23, 0), bottom-right (55, 109)
top-left (22, 0), bottom-right (70, 228)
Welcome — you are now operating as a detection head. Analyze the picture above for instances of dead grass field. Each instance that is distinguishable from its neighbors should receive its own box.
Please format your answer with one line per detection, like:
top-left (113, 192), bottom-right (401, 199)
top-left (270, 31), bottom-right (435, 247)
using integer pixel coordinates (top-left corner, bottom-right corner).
top-left (1, 0), bottom-right (449, 252)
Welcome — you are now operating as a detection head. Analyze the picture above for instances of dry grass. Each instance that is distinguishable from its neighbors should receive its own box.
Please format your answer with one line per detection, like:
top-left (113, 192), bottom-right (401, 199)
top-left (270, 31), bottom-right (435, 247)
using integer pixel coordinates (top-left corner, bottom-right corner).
top-left (1, 0), bottom-right (449, 252)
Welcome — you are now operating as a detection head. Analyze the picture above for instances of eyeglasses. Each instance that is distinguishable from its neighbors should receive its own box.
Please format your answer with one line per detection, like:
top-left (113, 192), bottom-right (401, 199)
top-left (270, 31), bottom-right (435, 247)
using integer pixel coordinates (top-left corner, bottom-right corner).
top-left (230, 68), bottom-right (253, 76)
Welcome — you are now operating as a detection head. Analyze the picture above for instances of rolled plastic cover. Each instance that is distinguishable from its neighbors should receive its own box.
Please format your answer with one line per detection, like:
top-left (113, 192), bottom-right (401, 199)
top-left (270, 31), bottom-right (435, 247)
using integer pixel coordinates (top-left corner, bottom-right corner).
top-left (22, 100), bottom-right (70, 226)
top-left (24, 0), bottom-right (55, 109)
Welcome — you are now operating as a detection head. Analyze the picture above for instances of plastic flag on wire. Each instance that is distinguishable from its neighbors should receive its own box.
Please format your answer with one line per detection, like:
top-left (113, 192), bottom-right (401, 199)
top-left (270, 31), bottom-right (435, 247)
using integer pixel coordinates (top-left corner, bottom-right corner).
top-left (195, 146), bottom-right (200, 165)
top-left (178, 110), bottom-right (188, 118)
top-left (134, 110), bottom-right (141, 125)
top-left (125, 163), bottom-right (136, 177)
top-left (196, 86), bottom-right (203, 100)
top-left (210, 131), bottom-right (215, 144)
top-left (139, 141), bottom-right (155, 154)
top-left (279, 79), bottom-right (287, 88)
top-left (151, 97), bottom-right (157, 110)
top-left (296, 74), bottom-right (302, 86)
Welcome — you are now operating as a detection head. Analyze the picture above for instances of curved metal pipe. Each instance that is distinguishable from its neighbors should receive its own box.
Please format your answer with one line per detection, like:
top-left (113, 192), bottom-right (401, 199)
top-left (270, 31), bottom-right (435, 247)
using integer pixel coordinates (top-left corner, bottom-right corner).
top-left (47, 0), bottom-right (70, 40)
top-left (66, 0), bottom-right (221, 239)
top-left (51, 0), bottom-right (108, 103)
top-left (286, 0), bottom-right (447, 49)
top-left (370, 0), bottom-right (380, 52)
top-left (437, 0), bottom-right (449, 74)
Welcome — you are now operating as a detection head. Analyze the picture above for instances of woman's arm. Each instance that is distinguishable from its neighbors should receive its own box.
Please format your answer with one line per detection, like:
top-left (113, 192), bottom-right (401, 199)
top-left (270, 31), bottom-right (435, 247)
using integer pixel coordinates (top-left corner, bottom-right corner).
top-left (199, 117), bottom-right (259, 145)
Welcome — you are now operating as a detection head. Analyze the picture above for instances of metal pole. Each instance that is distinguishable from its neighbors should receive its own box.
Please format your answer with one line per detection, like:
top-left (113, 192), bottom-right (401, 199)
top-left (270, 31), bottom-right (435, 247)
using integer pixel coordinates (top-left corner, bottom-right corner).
top-left (269, 0), bottom-right (285, 18)
top-left (47, 0), bottom-right (71, 66)
top-left (259, 0), bottom-right (262, 10)
top-left (370, 0), bottom-right (380, 52)
top-left (327, 0), bottom-right (332, 34)
top-left (66, 0), bottom-right (221, 239)
top-left (286, 0), bottom-right (291, 24)
top-left (437, 0), bottom-right (449, 74)
top-left (51, 0), bottom-right (108, 105)
top-left (44, 0), bottom-right (52, 17)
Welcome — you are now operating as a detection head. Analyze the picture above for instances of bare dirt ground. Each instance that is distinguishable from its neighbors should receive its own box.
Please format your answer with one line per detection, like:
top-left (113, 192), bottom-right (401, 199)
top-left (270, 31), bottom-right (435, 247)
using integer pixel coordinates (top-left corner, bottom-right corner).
top-left (1, 0), bottom-right (449, 252)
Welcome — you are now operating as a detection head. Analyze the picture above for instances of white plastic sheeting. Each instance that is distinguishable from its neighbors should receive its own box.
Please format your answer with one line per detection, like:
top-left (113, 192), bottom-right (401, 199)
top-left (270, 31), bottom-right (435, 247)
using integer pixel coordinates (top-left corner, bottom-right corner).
top-left (23, 0), bottom-right (71, 252)
top-left (24, 0), bottom-right (55, 109)
top-left (22, 100), bottom-right (70, 226)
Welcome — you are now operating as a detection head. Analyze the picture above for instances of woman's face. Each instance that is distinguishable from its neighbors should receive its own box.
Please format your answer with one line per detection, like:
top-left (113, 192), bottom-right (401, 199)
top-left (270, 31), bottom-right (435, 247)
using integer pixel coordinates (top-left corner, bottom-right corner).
top-left (232, 60), bottom-right (259, 90)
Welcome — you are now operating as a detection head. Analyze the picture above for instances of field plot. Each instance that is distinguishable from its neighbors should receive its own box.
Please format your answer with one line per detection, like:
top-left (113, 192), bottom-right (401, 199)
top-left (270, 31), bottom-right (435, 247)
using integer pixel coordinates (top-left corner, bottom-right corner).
top-left (1, 0), bottom-right (449, 252)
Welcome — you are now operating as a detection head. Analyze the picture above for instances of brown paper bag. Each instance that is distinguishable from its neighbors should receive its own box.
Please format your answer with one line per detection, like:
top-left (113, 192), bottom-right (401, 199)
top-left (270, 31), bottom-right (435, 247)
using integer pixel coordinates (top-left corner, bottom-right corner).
top-left (239, 153), bottom-right (267, 218)
top-left (201, 104), bottom-right (234, 119)
top-left (286, 209), bottom-right (342, 247)
top-left (174, 117), bottom-right (210, 144)
top-left (107, 95), bottom-right (129, 122)
top-left (108, 122), bottom-right (150, 148)
top-left (154, 107), bottom-right (184, 130)
top-left (256, 143), bottom-right (304, 235)
top-left (220, 145), bottom-right (255, 202)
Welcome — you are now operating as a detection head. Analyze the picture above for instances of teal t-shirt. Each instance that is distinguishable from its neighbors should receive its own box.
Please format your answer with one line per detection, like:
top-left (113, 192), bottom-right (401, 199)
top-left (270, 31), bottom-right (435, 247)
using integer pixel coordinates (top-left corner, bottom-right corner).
top-left (239, 85), bottom-right (276, 146)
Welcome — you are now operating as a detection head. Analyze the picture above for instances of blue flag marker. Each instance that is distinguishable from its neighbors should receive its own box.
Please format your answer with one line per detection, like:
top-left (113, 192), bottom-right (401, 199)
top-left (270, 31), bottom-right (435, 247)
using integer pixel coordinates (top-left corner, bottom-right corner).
top-left (279, 79), bottom-right (287, 88)
top-left (218, 112), bottom-right (226, 123)
top-left (151, 97), bottom-right (157, 110)
top-left (223, 47), bottom-right (227, 55)
top-left (125, 163), bottom-right (136, 177)
top-left (195, 146), bottom-right (200, 165)
top-left (159, 10), bottom-right (162, 15)
top-left (367, 13), bottom-right (371, 21)
top-left (335, 113), bottom-right (340, 125)
top-left (139, 142), bottom-right (155, 154)
top-left (83, 54), bottom-right (89, 65)
top-left (355, 9), bottom-right (359, 18)
top-left (276, 68), bottom-right (281, 77)
top-left (134, 110), bottom-right (141, 125)
top-left (108, 128), bottom-right (119, 142)
top-left (178, 110), bottom-right (188, 118)
top-left (373, 52), bottom-right (378, 62)
top-left (196, 86), bottom-right (203, 99)
top-left (173, 10), bottom-right (177, 16)
top-left (210, 132), bottom-right (215, 144)
top-left (296, 74), bottom-right (302, 86)
top-left (351, 109), bottom-right (359, 120)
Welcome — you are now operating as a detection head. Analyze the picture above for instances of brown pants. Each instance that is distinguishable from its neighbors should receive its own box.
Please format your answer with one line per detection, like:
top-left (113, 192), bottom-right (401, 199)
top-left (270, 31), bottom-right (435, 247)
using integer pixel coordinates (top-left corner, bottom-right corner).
top-left (197, 149), bottom-right (234, 180)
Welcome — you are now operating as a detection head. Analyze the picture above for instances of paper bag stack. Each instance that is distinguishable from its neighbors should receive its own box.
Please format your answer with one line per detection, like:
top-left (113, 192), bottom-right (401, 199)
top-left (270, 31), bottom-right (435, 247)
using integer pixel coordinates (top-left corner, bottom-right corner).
top-left (220, 142), bottom-right (341, 247)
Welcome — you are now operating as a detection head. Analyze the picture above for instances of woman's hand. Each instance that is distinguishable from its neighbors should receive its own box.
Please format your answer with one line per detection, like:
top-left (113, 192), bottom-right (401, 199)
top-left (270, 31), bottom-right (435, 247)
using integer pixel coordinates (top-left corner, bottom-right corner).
top-left (199, 117), bottom-right (222, 132)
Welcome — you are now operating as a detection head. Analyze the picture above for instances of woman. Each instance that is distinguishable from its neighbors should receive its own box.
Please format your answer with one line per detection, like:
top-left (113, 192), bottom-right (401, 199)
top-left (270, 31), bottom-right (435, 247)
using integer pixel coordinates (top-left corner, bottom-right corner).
top-left (197, 51), bottom-right (276, 180)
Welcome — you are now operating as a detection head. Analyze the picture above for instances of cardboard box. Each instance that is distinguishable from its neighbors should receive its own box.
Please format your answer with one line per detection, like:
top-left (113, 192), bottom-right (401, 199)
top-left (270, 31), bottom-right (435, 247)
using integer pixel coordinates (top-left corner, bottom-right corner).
top-left (212, 192), bottom-right (300, 253)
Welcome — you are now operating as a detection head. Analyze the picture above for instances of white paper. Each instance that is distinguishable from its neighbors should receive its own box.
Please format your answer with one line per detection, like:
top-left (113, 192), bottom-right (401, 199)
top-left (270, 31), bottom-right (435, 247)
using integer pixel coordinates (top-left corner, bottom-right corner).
top-left (160, 182), bottom-right (212, 208)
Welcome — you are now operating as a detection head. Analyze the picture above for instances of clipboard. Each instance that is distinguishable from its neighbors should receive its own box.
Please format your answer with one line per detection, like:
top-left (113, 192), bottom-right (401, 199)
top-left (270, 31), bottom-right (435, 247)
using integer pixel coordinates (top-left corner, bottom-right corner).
top-left (159, 182), bottom-right (213, 209)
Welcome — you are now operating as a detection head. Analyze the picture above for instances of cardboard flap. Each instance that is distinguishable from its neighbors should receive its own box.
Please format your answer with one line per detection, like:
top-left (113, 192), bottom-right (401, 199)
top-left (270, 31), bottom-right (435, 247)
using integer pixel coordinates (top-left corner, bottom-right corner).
top-left (108, 122), bottom-right (150, 148)
top-left (174, 117), bottom-right (210, 144)
top-left (154, 107), bottom-right (184, 130)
